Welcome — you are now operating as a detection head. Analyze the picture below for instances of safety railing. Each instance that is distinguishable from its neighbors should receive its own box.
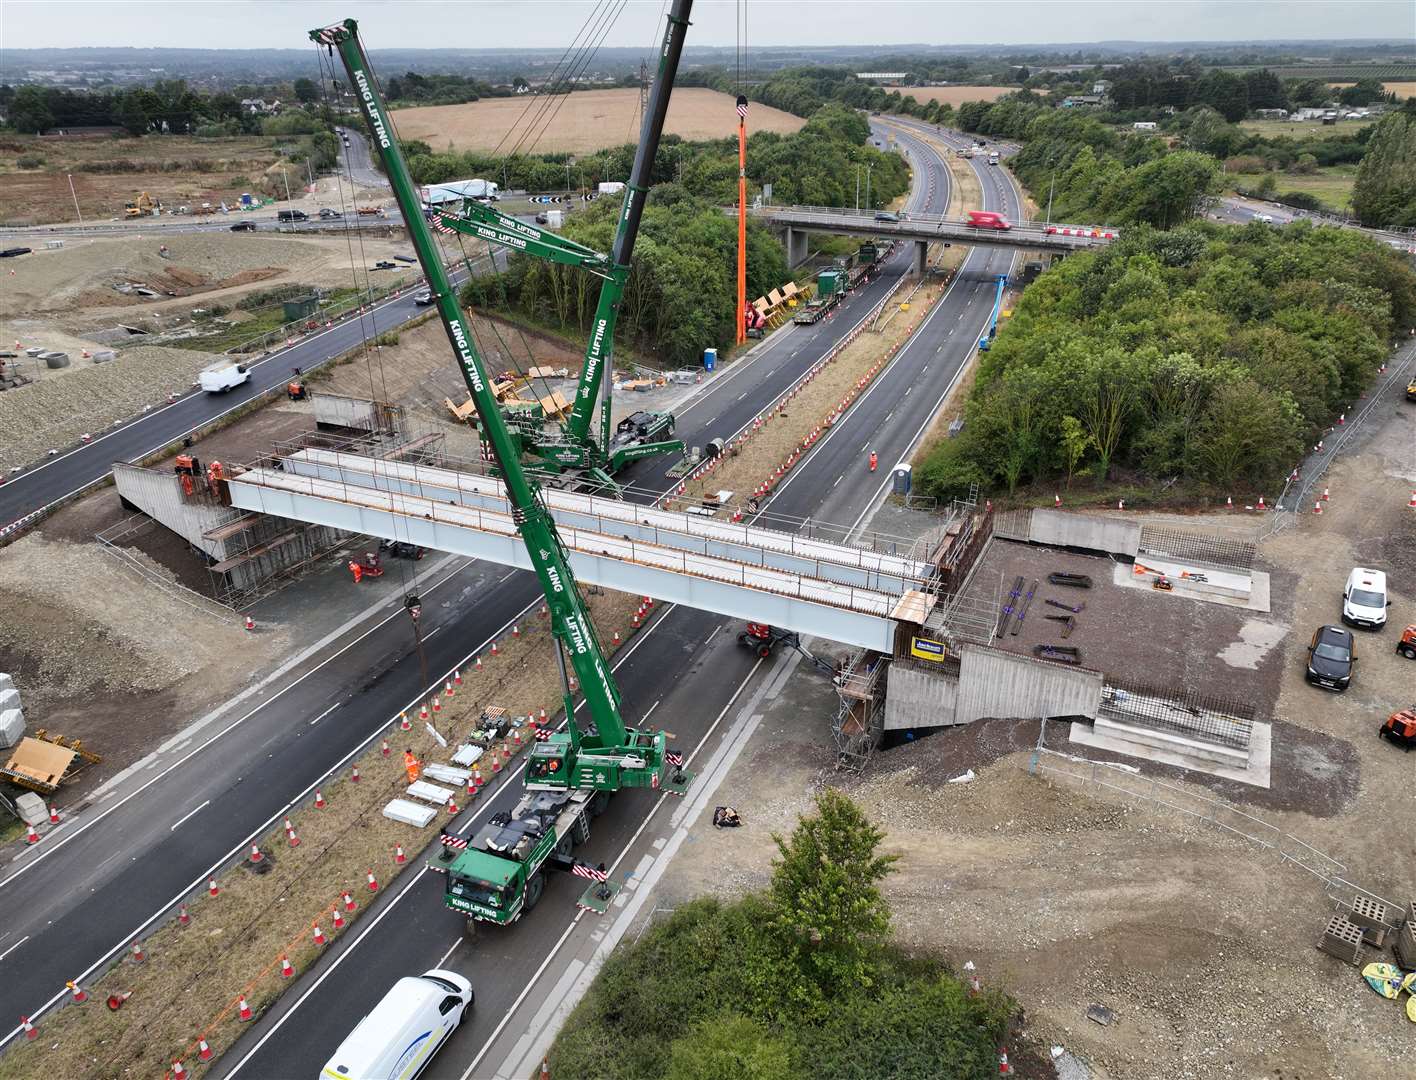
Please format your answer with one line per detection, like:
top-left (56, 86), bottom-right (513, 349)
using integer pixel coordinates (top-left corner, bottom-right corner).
top-left (288, 449), bottom-right (931, 588)
top-left (231, 465), bottom-right (904, 619)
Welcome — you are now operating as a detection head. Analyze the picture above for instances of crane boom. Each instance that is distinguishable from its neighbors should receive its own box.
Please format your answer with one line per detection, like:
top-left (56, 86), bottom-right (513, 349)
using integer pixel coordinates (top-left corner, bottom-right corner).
top-left (428, 0), bottom-right (692, 481)
top-left (313, 17), bottom-right (684, 795)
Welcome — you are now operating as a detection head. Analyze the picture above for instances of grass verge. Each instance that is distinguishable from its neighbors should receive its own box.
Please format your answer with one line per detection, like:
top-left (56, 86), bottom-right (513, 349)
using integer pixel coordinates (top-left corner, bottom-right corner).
top-left (0, 588), bottom-right (646, 1080)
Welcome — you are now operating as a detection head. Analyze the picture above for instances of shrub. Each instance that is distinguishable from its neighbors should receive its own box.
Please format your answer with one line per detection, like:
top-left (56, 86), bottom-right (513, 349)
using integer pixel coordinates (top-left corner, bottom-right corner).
top-left (16, 154), bottom-right (45, 169)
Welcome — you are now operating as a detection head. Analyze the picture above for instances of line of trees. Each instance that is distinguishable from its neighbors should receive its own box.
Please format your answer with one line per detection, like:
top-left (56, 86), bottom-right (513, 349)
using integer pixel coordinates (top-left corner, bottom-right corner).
top-left (1352, 104), bottom-right (1416, 228)
top-left (917, 222), bottom-right (1416, 500)
top-left (2, 80), bottom-right (284, 136)
top-left (447, 101), bottom-right (906, 368)
top-left (548, 791), bottom-right (1012, 1079)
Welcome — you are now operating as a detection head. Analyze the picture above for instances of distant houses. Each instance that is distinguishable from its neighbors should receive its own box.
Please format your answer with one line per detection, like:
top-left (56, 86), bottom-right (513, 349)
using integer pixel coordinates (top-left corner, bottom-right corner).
top-left (239, 98), bottom-right (282, 115)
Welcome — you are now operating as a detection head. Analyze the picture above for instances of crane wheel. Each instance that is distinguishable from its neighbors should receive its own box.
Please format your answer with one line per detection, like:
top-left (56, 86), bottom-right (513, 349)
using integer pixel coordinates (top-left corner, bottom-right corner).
top-left (757, 644), bottom-right (772, 658)
top-left (524, 872), bottom-right (545, 912)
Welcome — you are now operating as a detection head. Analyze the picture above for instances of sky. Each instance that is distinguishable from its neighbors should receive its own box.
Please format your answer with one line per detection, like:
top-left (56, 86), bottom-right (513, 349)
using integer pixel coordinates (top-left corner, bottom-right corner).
top-left (3, 0), bottom-right (1413, 51)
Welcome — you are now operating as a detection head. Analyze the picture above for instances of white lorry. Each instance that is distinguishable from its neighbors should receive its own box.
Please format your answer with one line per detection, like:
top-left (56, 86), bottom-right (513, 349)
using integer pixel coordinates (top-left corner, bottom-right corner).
top-left (198, 361), bottom-right (250, 393)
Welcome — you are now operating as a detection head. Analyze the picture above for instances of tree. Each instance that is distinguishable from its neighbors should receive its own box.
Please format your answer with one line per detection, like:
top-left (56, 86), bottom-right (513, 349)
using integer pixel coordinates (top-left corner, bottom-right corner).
top-left (1195, 378), bottom-right (1304, 489)
top-left (1352, 109), bottom-right (1416, 229)
top-left (765, 790), bottom-right (897, 1013)
top-left (293, 77), bottom-right (318, 104)
top-left (1111, 151), bottom-right (1219, 229)
top-left (1076, 351), bottom-right (1136, 482)
top-left (665, 1016), bottom-right (794, 1080)
top-left (1060, 414), bottom-right (1091, 487)
top-left (1338, 79), bottom-right (1387, 107)
top-left (8, 85), bottom-right (53, 134)
top-left (1196, 70), bottom-right (1249, 122)
top-left (1243, 69), bottom-right (1288, 111)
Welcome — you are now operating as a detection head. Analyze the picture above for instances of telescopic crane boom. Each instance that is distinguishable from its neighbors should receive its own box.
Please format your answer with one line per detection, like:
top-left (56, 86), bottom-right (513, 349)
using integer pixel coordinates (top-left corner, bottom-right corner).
top-left (312, 16), bottom-right (689, 796)
top-left (430, 0), bottom-right (692, 483)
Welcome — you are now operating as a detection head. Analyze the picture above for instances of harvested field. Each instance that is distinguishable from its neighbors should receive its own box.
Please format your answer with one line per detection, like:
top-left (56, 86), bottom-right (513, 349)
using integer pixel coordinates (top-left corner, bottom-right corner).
top-left (1328, 80), bottom-right (1416, 97)
top-left (391, 88), bottom-right (804, 155)
top-left (900, 85), bottom-right (1017, 107)
top-left (0, 133), bottom-right (280, 225)
top-left (0, 344), bottom-right (228, 470)
top-left (0, 587), bottom-right (647, 1080)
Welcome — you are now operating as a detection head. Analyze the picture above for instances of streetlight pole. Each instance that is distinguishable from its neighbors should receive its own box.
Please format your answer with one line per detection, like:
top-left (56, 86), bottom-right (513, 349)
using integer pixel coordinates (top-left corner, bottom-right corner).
top-left (865, 162), bottom-right (874, 211)
top-left (855, 166), bottom-right (860, 211)
top-left (1046, 171), bottom-right (1056, 226)
top-left (67, 174), bottom-right (83, 224)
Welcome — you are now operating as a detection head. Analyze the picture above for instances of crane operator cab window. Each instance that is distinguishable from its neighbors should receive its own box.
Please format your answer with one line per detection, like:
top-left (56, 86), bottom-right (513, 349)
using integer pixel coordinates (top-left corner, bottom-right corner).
top-left (448, 874), bottom-right (509, 910)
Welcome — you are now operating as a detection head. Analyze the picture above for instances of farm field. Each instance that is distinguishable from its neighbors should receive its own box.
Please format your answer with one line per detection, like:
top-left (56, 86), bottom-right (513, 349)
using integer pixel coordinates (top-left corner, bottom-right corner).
top-left (0, 133), bottom-right (280, 224)
top-left (1327, 80), bottom-right (1416, 97)
top-left (390, 87), bottom-right (803, 154)
top-left (1253, 165), bottom-right (1359, 213)
top-left (899, 85), bottom-right (1017, 107)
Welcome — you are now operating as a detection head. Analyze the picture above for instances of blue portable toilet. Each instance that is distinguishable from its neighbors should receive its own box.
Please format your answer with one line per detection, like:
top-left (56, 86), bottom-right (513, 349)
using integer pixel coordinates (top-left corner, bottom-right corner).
top-left (892, 463), bottom-right (912, 495)
top-left (702, 347), bottom-right (717, 372)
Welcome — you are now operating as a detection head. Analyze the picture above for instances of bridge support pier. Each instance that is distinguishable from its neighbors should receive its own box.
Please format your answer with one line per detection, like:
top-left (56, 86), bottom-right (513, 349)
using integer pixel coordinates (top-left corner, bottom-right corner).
top-left (785, 227), bottom-right (809, 268)
top-left (912, 240), bottom-right (928, 276)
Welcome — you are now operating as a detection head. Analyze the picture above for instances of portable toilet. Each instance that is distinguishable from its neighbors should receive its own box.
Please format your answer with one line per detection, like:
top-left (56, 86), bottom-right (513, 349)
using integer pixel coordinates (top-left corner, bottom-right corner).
top-left (702, 347), bottom-right (717, 372)
top-left (892, 463), bottom-right (912, 495)
top-left (240, 193), bottom-right (254, 208)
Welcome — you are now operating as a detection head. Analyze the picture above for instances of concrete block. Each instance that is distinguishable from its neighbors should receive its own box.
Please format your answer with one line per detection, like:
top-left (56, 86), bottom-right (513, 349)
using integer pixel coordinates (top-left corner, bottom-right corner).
top-left (0, 672), bottom-right (15, 694)
top-left (451, 744), bottom-right (485, 767)
top-left (1319, 913), bottom-right (1366, 965)
top-left (406, 780), bottom-right (455, 805)
top-left (0, 688), bottom-right (18, 712)
top-left (15, 792), bottom-right (47, 826)
top-left (1348, 895), bottom-right (1391, 932)
top-left (1395, 922), bottom-right (1416, 970)
top-left (0, 708), bottom-right (24, 749)
top-left (381, 799), bottom-right (437, 828)
top-left (422, 763), bottom-right (470, 786)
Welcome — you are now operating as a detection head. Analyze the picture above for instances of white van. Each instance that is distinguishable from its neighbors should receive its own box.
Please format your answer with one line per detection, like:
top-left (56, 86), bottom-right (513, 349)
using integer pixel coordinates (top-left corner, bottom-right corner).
top-left (199, 362), bottom-right (250, 393)
top-left (321, 969), bottom-right (474, 1080)
top-left (1341, 567), bottom-right (1389, 630)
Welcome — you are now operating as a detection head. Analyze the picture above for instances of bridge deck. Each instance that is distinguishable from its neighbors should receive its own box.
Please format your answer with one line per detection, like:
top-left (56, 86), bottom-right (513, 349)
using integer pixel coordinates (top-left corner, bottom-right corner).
top-left (228, 459), bottom-right (929, 650)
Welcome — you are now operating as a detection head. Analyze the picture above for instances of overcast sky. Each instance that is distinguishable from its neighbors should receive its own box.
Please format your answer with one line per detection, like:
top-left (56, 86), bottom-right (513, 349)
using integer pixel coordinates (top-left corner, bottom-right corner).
top-left (3, 0), bottom-right (1412, 50)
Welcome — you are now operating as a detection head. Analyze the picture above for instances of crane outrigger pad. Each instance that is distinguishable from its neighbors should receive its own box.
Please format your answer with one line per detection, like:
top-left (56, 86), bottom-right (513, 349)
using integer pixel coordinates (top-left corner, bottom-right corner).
top-left (576, 879), bottom-right (622, 915)
top-left (661, 768), bottom-right (693, 797)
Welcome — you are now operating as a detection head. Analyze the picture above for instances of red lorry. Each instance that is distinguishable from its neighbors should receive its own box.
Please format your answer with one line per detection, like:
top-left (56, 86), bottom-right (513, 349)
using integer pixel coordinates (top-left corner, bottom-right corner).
top-left (966, 210), bottom-right (1011, 230)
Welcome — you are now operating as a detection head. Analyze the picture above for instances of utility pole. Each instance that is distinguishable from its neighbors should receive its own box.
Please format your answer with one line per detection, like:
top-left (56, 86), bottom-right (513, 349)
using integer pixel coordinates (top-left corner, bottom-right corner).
top-left (306, 157), bottom-right (315, 188)
top-left (67, 174), bottom-right (83, 224)
top-left (282, 165), bottom-right (292, 203)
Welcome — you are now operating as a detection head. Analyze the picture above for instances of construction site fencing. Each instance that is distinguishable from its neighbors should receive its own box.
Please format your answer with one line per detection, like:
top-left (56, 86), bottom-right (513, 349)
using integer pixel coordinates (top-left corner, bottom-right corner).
top-left (1028, 726), bottom-right (1405, 924)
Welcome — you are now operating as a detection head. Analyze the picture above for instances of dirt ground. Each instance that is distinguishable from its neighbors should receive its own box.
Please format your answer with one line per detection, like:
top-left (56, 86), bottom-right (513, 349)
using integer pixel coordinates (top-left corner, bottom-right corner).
top-left (647, 397), bottom-right (1416, 1080)
top-left (391, 87), bottom-right (804, 155)
top-left (0, 133), bottom-right (283, 225)
top-left (4, 231), bottom-right (418, 320)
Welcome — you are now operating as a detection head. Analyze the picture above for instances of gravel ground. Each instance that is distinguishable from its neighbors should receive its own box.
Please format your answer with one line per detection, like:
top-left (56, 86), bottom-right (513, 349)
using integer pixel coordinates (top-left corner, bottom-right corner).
top-left (0, 343), bottom-right (227, 470)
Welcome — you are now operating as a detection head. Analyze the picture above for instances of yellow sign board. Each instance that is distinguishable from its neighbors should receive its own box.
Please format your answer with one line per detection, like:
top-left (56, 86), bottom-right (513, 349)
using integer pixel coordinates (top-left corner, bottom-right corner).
top-left (909, 636), bottom-right (948, 662)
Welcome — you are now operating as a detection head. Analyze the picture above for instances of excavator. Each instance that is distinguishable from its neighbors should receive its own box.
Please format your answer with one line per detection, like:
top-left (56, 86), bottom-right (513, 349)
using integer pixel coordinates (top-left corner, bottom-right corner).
top-left (421, 32), bottom-right (689, 490)
top-left (312, 3), bottom-right (694, 926)
top-left (123, 192), bottom-right (161, 218)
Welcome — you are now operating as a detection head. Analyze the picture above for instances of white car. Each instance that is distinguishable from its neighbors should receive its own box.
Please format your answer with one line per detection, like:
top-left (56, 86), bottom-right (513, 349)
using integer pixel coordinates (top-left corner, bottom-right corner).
top-left (1341, 567), bottom-right (1389, 630)
top-left (1256, 213), bottom-right (1275, 224)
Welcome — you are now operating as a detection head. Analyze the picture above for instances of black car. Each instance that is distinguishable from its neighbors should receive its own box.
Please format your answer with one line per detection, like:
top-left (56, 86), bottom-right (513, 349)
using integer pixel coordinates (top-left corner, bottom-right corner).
top-left (230, 221), bottom-right (257, 232)
top-left (1306, 625), bottom-right (1355, 691)
top-left (414, 291), bottom-right (434, 306)
top-left (319, 208), bottom-right (341, 219)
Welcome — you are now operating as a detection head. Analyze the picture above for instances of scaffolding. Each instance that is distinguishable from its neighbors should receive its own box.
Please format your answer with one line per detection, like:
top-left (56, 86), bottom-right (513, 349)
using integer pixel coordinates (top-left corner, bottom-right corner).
top-left (832, 649), bottom-right (887, 772)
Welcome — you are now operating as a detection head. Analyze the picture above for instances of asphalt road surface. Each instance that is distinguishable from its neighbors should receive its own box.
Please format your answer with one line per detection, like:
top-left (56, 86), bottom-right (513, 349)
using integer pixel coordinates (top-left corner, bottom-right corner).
top-left (0, 119), bottom-right (1018, 1077)
top-left (215, 121), bottom-right (1022, 1080)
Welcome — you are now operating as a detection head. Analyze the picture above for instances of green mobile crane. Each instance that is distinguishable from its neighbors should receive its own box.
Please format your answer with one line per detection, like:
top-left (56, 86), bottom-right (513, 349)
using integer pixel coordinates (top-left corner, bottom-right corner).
top-left (426, 26), bottom-right (690, 489)
top-left (312, 6), bottom-right (693, 925)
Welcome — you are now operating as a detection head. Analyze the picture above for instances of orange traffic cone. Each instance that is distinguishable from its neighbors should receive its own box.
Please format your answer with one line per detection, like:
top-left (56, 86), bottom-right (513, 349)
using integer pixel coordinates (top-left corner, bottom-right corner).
top-left (333, 908), bottom-right (345, 931)
top-left (314, 789), bottom-right (326, 809)
top-left (198, 1037), bottom-right (213, 1061)
top-left (312, 925), bottom-right (326, 946)
top-left (343, 891), bottom-right (356, 912)
top-left (238, 996), bottom-right (253, 1021)
top-left (25, 824), bottom-right (39, 845)
top-left (281, 955), bottom-right (294, 978)
top-left (394, 844), bottom-right (406, 864)
top-left (399, 711), bottom-right (412, 731)
top-left (367, 869), bottom-right (379, 892)
top-left (67, 980), bottom-right (87, 1004)
top-left (208, 878), bottom-right (220, 897)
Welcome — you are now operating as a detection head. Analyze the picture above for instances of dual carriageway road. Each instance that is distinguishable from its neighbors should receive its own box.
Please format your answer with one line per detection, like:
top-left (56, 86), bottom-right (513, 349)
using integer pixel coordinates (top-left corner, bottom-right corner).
top-left (0, 119), bottom-right (1021, 1076)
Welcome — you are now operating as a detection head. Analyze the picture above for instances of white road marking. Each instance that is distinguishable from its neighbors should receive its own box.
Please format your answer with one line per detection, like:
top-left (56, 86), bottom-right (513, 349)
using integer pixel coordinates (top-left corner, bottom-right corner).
top-left (309, 704), bottom-right (339, 726)
top-left (833, 474), bottom-right (844, 488)
top-left (423, 626), bottom-right (441, 640)
top-left (222, 599), bottom-right (720, 1077)
top-left (0, 936), bottom-right (30, 963)
top-left (169, 801), bottom-right (210, 832)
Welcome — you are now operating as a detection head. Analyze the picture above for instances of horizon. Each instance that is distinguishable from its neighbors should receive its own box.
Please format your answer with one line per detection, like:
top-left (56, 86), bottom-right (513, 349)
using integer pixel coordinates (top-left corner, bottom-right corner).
top-left (3, 0), bottom-right (1412, 51)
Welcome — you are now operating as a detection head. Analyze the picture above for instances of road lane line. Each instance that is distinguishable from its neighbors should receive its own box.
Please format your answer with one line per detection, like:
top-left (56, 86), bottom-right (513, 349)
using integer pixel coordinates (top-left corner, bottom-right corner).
top-left (221, 596), bottom-right (716, 1077)
top-left (461, 656), bottom-right (768, 1080)
top-left (308, 704), bottom-right (339, 726)
top-left (0, 937), bottom-right (30, 963)
top-left (169, 801), bottom-right (210, 832)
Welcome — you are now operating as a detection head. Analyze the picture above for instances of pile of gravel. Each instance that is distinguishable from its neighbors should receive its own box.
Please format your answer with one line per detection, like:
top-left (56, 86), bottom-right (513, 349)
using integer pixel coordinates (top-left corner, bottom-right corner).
top-left (0, 345), bottom-right (226, 471)
top-left (0, 534), bottom-right (248, 698)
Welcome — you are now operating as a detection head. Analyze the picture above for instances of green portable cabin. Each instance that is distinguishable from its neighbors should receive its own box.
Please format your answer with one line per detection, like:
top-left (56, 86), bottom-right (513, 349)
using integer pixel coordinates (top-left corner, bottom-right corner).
top-left (816, 269), bottom-right (844, 300)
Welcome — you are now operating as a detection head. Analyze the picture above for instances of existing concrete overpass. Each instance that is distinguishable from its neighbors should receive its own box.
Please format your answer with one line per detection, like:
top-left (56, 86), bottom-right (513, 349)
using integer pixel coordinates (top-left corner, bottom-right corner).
top-left (226, 449), bottom-right (938, 652)
top-left (750, 204), bottom-right (1118, 270)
